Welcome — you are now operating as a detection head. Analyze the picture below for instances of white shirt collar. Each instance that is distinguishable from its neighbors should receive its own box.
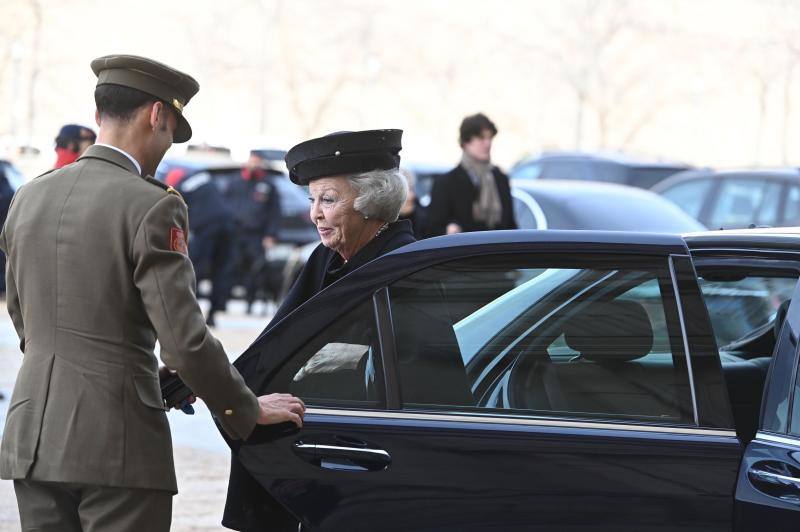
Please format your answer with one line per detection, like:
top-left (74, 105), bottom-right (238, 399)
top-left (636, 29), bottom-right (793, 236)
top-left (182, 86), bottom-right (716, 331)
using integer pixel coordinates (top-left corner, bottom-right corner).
top-left (94, 143), bottom-right (142, 176)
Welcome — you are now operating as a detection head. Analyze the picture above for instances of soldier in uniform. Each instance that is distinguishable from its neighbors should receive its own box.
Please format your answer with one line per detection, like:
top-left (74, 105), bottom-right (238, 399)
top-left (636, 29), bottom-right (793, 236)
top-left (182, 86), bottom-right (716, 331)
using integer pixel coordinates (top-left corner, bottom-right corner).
top-left (0, 54), bottom-right (305, 532)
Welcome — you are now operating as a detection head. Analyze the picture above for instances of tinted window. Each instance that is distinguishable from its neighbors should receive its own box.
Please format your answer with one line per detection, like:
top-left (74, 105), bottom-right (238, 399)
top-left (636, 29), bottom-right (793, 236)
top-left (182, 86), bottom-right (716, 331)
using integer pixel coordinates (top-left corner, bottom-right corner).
top-left (271, 301), bottom-right (383, 408)
top-left (511, 162), bottom-right (542, 180)
top-left (389, 256), bottom-right (694, 425)
top-left (627, 167), bottom-right (685, 189)
top-left (756, 182), bottom-right (783, 225)
top-left (539, 161), bottom-right (591, 181)
top-left (698, 274), bottom-right (797, 349)
top-left (661, 179), bottom-right (714, 219)
top-left (708, 178), bottom-right (772, 229)
top-left (589, 162), bottom-right (627, 184)
top-left (784, 185), bottom-right (800, 224)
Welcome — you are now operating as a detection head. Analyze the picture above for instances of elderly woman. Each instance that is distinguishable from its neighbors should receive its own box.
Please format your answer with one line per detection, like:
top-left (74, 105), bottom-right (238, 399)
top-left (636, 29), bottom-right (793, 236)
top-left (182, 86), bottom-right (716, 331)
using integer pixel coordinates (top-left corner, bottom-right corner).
top-left (222, 129), bottom-right (415, 532)
top-left (266, 129), bottom-right (414, 328)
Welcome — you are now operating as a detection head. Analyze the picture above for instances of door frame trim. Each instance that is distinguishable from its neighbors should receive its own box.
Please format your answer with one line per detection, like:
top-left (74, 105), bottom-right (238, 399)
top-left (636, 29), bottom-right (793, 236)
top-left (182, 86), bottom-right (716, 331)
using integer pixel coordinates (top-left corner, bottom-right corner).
top-left (306, 407), bottom-right (737, 437)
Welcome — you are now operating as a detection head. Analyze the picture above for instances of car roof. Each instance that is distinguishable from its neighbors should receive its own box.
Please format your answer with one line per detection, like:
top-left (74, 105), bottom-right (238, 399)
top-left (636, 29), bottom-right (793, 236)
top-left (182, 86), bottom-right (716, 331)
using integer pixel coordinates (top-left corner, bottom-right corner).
top-left (513, 178), bottom-right (666, 198)
top-left (683, 227), bottom-right (800, 252)
top-left (389, 229), bottom-right (689, 256)
top-left (652, 167), bottom-right (800, 191)
top-left (515, 151), bottom-right (690, 169)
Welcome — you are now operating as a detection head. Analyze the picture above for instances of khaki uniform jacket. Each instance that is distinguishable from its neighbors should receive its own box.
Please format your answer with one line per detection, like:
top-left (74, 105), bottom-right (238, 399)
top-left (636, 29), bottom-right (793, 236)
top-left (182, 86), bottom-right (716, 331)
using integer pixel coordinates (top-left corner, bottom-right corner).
top-left (0, 145), bottom-right (259, 493)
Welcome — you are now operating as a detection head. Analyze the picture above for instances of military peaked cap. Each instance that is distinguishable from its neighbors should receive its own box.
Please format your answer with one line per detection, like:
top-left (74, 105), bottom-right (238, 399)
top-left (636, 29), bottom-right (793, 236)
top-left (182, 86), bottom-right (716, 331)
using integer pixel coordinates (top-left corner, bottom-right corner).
top-left (91, 54), bottom-right (199, 143)
top-left (285, 129), bottom-right (402, 185)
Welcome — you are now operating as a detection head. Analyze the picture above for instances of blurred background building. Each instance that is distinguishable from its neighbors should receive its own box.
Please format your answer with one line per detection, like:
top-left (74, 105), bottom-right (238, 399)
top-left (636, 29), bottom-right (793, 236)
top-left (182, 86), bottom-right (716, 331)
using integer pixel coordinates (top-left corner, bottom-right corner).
top-left (2, 0), bottom-right (800, 177)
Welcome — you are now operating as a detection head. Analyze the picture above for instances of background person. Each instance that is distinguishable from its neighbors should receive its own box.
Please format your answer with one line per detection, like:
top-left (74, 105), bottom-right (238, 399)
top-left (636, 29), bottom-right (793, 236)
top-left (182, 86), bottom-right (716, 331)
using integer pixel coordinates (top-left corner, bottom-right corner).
top-left (54, 123), bottom-right (96, 168)
top-left (227, 151), bottom-right (282, 312)
top-left (168, 167), bottom-right (236, 327)
top-left (0, 54), bottom-right (304, 532)
top-left (424, 112), bottom-right (516, 236)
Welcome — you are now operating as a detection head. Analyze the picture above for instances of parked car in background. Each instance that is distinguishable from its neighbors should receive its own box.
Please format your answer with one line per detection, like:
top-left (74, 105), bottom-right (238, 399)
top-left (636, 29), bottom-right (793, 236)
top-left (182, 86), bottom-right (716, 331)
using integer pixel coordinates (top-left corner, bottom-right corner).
top-left (511, 151), bottom-right (691, 189)
top-left (511, 179), bottom-right (706, 232)
top-left (652, 168), bottom-right (800, 229)
top-left (227, 228), bottom-right (800, 531)
top-left (156, 158), bottom-right (317, 245)
top-left (402, 162), bottom-right (450, 208)
top-left (156, 158), bottom-right (318, 305)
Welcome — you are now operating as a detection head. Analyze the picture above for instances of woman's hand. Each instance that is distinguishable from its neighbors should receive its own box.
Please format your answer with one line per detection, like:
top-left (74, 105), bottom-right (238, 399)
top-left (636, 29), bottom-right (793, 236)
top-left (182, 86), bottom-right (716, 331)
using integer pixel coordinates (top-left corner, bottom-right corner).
top-left (256, 393), bottom-right (306, 428)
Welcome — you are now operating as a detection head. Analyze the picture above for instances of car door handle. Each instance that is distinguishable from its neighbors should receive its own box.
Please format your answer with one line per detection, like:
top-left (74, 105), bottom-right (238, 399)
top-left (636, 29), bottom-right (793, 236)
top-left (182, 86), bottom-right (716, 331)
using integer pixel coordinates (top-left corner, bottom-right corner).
top-left (749, 467), bottom-right (800, 490)
top-left (293, 441), bottom-right (391, 471)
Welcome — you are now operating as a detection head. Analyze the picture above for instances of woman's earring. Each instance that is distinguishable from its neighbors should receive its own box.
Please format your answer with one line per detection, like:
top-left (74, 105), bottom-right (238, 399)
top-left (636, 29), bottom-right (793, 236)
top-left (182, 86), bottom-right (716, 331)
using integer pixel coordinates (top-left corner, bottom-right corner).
top-left (363, 215), bottom-right (369, 219)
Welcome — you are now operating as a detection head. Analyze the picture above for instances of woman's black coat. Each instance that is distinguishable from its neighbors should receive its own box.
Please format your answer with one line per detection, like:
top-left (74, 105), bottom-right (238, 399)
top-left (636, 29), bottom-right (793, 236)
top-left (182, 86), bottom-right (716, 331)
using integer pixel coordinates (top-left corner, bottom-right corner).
top-left (222, 220), bottom-right (416, 531)
top-left (424, 163), bottom-right (517, 237)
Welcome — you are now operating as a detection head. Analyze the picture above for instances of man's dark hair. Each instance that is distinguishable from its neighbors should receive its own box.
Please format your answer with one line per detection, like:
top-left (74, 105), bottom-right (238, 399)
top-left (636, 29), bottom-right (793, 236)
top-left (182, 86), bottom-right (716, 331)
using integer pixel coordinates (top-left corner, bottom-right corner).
top-left (94, 84), bottom-right (158, 121)
top-left (55, 124), bottom-right (96, 150)
top-left (459, 113), bottom-right (498, 146)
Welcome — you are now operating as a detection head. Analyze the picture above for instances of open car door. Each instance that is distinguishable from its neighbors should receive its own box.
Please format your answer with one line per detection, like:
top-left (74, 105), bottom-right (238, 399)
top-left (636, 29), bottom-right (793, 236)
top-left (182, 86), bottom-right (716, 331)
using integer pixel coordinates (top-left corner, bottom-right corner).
top-left (227, 231), bottom-right (746, 531)
top-left (685, 229), bottom-right (800, 530)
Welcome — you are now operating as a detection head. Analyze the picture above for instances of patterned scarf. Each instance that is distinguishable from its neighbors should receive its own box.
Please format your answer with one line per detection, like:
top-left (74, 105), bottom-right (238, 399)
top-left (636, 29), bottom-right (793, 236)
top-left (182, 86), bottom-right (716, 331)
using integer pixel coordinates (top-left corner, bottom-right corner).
top-left (461, 152), bottom-right (502, 228)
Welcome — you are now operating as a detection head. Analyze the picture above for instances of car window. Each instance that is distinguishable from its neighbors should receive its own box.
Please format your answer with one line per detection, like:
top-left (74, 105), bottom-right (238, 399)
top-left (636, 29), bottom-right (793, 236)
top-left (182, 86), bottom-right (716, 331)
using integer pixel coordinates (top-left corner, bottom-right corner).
top-left (270, 301), bottom-right (383, 408)
top-left (627, 167), bottom-right (686, 189)
top-left (708, 178), bottom-right (772, 229)
top-left (388, 255), bottom-right (694, 425)
top-left (660, 179), bottom-right (713, 219)
top-left (697, 274), bottom-right (797, 350)
top-left (511, 162), bottom-right (542, 180)
top-left (589, 162), bottom-right (627, 184)
top-left (755, 181), bottom-right (783, 225)
top-left (784, 185), bottom-right (800, 224)
top-left (539, 161), bottom-right (591, 181)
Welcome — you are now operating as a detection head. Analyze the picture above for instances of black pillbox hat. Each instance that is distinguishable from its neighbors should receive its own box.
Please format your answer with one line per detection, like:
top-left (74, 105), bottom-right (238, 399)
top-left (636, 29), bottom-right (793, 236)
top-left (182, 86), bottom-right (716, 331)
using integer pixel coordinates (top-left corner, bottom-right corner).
top-left (285, 129), bottom-right (402, 185)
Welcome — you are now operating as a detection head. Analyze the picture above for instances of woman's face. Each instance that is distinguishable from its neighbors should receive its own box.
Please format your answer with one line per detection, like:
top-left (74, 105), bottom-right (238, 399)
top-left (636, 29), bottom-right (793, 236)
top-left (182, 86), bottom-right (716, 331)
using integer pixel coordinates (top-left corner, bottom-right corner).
top-left (308, 176), bottom-right (374, 258)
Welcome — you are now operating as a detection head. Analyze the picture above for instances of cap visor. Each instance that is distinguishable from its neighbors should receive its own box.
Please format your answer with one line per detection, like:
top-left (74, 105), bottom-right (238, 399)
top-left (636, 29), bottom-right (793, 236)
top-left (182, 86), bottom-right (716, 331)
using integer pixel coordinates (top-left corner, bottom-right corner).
top-left (173, 115), bottom-right (192, 143)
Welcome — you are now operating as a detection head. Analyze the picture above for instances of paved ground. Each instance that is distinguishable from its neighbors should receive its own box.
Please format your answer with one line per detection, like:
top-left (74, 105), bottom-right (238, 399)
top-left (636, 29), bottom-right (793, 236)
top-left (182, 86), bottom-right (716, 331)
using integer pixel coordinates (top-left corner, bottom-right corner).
top-left (0, 300), bottom-right (271, 531)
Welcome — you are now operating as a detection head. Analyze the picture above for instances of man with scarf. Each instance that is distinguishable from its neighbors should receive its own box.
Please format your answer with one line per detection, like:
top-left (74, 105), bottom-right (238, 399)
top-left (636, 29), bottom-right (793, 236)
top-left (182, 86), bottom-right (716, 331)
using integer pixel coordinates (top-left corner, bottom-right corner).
top-left (54, 124), bottom-right (96, 169)
top-left (424, 113), bottom-right (516, 236)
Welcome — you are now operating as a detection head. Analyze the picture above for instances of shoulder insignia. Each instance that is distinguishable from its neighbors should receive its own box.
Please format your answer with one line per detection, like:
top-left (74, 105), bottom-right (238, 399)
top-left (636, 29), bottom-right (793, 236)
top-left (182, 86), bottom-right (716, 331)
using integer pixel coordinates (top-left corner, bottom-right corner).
top-left (145, 176), bottom-right (185, 201)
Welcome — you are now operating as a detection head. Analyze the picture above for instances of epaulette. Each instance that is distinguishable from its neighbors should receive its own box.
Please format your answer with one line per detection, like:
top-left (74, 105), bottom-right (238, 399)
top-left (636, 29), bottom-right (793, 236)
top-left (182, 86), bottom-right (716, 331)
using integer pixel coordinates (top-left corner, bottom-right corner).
top-left (145, 176), bottom-right (184, 201)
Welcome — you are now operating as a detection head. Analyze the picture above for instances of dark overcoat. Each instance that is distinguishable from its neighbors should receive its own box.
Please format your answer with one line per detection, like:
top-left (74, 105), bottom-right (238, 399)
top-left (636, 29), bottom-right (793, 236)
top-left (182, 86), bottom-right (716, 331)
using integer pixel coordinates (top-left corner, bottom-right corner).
top-left (222, 220), bottom-right (416, 531)
top-left (424, 163), bottom-right (517, 237)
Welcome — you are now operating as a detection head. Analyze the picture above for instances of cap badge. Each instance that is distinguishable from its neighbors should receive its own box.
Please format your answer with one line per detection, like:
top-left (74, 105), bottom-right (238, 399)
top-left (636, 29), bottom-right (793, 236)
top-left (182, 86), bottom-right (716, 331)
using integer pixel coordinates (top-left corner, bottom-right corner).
top-left (172, 98), bottom-right (184, 113)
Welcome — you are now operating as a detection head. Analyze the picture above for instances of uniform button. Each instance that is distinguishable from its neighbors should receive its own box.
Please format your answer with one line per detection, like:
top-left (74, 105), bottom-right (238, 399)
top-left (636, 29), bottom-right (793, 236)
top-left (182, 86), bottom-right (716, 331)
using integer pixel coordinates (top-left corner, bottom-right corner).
top-left (224, 409), bottom-right (234, 416)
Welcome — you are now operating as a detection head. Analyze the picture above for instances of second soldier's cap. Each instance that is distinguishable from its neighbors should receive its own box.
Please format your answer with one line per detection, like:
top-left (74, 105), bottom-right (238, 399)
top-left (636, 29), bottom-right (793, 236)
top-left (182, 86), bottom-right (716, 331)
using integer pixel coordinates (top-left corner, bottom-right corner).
top-left (285, 129), bottom-right (402, 185)
top-left (91, 54), bottom-right (199, 143)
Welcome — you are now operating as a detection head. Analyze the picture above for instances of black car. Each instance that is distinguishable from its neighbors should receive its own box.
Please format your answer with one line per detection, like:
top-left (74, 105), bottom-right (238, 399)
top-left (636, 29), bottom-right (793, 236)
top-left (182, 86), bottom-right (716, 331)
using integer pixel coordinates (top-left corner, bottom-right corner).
top-left (404, 162), bottom-right (450, 208)
top-left (511, 179), bottom-right (706, 232)
top-left (511, 151), bottom-right (691, 189)
top-left (155, 158), bottom-right (317, 245)
top-left (225, 227), bottom-right (800, 531)
top-left (652, 168), bottom-right (800, 229)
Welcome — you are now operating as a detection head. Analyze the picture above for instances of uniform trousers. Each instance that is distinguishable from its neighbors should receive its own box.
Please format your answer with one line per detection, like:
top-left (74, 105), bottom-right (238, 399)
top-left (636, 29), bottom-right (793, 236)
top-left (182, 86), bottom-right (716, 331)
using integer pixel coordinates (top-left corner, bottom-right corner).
top-left (14, 479), bottom-right (172, 532)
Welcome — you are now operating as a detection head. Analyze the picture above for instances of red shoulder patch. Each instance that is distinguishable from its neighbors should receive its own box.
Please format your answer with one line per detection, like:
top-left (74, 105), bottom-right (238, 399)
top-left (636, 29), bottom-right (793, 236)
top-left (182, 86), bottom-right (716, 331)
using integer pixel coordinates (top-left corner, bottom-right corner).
top-left (170, 227), bottom-right (188, 254)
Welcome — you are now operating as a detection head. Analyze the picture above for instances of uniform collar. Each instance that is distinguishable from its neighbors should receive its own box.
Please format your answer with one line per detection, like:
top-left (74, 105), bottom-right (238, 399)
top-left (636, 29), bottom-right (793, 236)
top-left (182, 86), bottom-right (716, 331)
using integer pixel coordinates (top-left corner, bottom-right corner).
top-left (78, 144), bottom-right (142, 176)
